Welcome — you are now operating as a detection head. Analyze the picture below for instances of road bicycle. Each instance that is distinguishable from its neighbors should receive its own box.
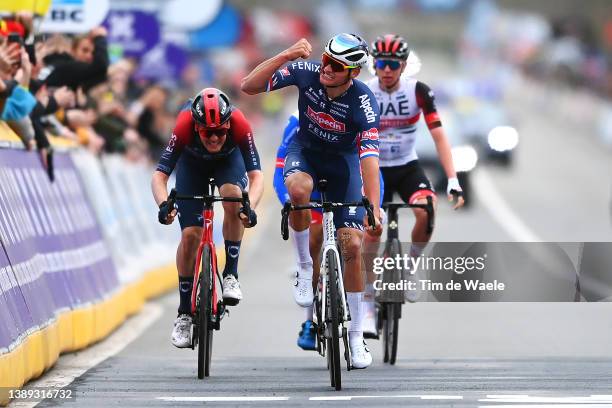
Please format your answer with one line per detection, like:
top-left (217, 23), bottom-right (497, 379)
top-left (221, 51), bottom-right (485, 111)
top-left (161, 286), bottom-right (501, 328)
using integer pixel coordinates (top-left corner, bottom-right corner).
top-left (281, 179), bottom-right (375, 390)
top-left (168, 179), bottom-right (251, 379)
top-left (376, 198), bottom-right (434, 365)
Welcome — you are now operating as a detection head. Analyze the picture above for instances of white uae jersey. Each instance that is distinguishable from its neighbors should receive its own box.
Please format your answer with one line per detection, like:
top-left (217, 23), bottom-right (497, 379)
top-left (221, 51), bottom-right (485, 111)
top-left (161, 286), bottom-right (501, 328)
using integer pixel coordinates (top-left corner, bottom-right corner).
top-left (365, 77), bottom-right (422, 167)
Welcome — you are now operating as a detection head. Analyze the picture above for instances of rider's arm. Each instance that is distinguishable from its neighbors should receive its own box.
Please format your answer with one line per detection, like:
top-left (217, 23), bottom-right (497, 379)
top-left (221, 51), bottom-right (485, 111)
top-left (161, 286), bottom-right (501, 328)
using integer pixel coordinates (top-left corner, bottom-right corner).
top-left (356, 90), bottom-right (382, 223)
top-left (361, 156), bottom-right (381, 217)
top-left (151, 109), bottom-right (191, 204)
top-left (241, 39), bottom-right (312, 95)
top-left (231, 109), bottom-right (264, 208)
top-left (151, 170), bottom-right (170, 206)
top-left (430, 126), bottom-right (456, 180)
top-left (246, 170), bottom-right (264, 209)
top-left (416, 81), bottom-right (456, 179)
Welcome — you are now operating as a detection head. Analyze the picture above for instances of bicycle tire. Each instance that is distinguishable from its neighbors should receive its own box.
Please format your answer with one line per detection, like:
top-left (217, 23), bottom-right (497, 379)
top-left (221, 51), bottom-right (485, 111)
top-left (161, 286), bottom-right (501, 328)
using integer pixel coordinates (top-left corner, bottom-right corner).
top-left (326, 251), bottom-right (342, 391)
top-left (385, 303), bottom-right (400, 365)
top-left (382, 238), bottom-right (401, 364)
top-left (198, 246), bottom-right (213, 379)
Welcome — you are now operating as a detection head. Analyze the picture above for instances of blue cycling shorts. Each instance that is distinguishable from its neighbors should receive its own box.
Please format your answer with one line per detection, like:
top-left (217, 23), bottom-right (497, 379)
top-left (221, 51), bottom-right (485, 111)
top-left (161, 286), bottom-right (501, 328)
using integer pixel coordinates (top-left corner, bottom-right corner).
top-left (280, 141), bottom-right (383, 231)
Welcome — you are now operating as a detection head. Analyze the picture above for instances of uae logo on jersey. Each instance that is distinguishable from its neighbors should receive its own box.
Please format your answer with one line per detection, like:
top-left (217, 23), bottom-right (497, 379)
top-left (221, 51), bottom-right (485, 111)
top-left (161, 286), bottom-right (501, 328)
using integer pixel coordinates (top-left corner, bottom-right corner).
top-left (361, 128), bottom-right (379, 141)
top-left (307, 106), bottom-right (346, 132)
top-left (280, 66), bottom-right (290, 77)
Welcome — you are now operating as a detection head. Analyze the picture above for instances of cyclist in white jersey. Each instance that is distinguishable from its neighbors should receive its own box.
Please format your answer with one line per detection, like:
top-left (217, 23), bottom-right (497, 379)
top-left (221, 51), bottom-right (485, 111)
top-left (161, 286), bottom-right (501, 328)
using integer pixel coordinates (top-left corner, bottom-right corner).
top-left (362, 34), bottom-right (465, 336)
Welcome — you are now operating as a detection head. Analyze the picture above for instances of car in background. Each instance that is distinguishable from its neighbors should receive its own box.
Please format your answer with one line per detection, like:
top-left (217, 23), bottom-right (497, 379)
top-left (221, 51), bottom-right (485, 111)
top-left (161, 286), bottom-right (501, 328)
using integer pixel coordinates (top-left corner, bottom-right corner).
top-left (453, 97), bottom-right (519, 166)
top-left (434, 78), bottom-right (519, 167)
top-left (413, 107), bottom-right (478, 207)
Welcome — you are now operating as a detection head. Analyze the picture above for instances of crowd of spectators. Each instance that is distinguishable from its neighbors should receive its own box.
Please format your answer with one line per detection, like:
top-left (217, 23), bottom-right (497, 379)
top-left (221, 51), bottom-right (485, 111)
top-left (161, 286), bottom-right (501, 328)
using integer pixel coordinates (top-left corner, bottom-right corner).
top-left (0, 12), bottom-right (183, 181)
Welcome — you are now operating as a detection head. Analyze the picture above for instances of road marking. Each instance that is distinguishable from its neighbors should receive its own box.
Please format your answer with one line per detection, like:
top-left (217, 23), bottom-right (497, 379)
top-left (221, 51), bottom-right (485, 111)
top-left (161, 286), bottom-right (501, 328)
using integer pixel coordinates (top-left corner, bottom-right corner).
top-left (309, 395), bottom-right (463, 401)
top-left (10, 303), bottom-right (163, 408)
top-left (473, 169), bottom-right (542, 242)
top-left (157, 397), bottom-right (289, 402)
top-left (479, 405), bottom-right (612, 408)
top-left (479, 395), bottom-right (612, 404)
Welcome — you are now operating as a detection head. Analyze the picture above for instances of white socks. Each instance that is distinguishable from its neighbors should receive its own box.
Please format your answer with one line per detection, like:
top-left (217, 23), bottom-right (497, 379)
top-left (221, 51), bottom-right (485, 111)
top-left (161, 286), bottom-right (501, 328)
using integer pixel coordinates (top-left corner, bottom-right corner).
top-left (347, 292), bottom-right (364, 347)
top-left (291, 227), bottom-right (313, 277)
top-left (305, 303), bottom-right (314, 321)
top-left (410, 243), bottom-right (426, 259)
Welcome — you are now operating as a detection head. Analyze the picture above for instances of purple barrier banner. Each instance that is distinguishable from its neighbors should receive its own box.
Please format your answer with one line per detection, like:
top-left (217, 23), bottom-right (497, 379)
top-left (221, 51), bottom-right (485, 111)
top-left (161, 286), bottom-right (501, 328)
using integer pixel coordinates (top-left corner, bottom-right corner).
top-left (0, 247), bottom-right (22, 350)
top-left (0, 245), bottom-right (34, 344)
top-left (0, 149), bottom-right (119, 332)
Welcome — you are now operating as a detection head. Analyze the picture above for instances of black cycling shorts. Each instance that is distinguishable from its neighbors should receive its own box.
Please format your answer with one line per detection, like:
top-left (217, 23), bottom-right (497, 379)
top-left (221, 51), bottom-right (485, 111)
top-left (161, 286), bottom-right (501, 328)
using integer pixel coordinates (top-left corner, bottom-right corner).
top-left (380, 160), bottom-right (434, 204)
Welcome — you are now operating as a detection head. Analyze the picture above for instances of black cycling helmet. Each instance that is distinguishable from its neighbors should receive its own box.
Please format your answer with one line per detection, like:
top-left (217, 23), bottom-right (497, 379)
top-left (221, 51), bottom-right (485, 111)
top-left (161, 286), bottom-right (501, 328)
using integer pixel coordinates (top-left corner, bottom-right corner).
top-left (371, 34), bottom-right (410, 60)
top-left (191, 87), bottom-right (232, 127)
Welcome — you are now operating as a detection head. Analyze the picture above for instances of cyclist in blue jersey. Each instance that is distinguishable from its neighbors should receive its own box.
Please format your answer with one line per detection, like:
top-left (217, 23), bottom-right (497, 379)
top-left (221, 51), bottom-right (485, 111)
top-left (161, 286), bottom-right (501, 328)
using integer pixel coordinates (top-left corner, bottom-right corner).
top-left (274, 111), bottom-right (385, 351)
top-left (243, 34), bottom-right (383, 369)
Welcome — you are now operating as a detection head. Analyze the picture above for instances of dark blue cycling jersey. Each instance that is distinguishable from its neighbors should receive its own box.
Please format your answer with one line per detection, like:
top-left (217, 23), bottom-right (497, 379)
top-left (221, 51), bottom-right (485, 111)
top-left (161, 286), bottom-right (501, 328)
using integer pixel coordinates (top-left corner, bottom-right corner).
top-left (267, 61), bottom-right (380, 159)
top-left (274, 113), bottom-right (385, 207)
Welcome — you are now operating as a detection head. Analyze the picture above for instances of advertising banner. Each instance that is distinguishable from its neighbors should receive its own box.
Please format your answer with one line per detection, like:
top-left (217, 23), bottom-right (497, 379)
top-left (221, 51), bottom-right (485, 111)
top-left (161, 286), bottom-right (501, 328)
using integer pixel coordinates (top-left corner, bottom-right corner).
top-left (0, 150), bottom-right (119, 322)
top-left (0, 247), bottom-right (21, 350)
top-left (104, 10), bottom-right (160, 60)
top-left (40, 0), bottom-right (110, 33)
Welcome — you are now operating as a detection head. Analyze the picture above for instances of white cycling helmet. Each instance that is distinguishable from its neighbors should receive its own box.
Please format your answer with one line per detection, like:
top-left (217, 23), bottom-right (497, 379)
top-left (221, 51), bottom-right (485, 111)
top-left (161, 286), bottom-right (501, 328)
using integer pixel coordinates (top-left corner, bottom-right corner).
top-left (324, 33), bottom-right (369, 68)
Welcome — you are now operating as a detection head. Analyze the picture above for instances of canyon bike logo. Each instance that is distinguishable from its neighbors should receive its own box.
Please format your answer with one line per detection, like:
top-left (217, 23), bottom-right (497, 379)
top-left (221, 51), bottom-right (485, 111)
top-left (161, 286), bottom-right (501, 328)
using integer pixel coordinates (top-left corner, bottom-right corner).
top-left (307, 106), bottom-right (346, 132)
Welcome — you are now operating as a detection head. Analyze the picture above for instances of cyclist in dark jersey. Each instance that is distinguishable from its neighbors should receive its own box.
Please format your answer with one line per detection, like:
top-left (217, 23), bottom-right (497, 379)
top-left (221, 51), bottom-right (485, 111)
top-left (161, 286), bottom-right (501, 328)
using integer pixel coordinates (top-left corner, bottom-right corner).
top-left (242, 33), bottom-right (382, 369)
top-left (274, 111), bottom-right (386, 351)
top-left (152, 88), bottom-right (263, 349)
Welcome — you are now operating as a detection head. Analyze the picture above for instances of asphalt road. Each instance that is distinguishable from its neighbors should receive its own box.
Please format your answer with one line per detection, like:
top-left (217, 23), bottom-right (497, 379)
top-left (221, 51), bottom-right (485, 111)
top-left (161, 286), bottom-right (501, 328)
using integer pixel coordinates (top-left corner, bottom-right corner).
top-left (15, 54), bottom-right (612, 407)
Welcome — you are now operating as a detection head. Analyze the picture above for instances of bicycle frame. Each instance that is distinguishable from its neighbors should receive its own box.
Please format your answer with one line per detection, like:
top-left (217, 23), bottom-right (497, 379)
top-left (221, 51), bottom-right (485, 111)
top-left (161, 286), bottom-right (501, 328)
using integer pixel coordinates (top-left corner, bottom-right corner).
top-left (190, 198), bottom-right (220, 318)
top-left (319, 201), bottom-right (350, 328)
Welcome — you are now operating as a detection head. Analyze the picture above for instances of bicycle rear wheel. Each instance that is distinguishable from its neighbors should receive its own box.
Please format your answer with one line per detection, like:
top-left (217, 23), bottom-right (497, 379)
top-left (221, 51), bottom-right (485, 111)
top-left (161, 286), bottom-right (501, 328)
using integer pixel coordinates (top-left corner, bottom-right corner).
top-left (326, 251), bottom-right (342, 391)
top-left (197, 246), bottom-right (214, 379)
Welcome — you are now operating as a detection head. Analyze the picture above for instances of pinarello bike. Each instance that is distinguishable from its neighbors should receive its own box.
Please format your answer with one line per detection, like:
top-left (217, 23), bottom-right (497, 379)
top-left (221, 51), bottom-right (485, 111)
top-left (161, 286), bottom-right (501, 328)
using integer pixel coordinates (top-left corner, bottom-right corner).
top-left (377, 198), bottom-right (433, 365)
top-left (167, 179), bottom-right (251, 379)
top-left (281, 179), bottom-right (375, 391)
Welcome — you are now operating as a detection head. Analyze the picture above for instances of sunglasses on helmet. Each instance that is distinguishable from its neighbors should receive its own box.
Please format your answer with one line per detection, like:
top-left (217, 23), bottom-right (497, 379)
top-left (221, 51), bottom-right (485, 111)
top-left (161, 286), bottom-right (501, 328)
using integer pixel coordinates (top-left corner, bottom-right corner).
top-left (374, 59), bottom-right (402, 70)
top-left (321, 53), bottom-right (357, 73)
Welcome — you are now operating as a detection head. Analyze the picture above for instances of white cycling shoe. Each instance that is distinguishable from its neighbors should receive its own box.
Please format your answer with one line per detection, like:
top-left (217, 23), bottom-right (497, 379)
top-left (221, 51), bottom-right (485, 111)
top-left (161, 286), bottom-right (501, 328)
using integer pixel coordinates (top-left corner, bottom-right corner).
top-left (350, 339), bottom-right (372, 369)
top-left (171, 314), bottom-right (192, 348)
top-left (222, 275), bottom-right (243, 306)
top-left (293, 268), bottom-right (314, 307)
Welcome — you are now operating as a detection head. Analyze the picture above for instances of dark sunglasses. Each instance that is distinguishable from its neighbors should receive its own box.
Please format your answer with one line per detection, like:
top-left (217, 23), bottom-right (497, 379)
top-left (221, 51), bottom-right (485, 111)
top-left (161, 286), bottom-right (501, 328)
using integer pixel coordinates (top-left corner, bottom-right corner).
top-left (374, 59), bottom-right (402, 70)
top-left (321, 53), bottom-right (357, 73)
top-left (197, 125), bottom-right (228, 138)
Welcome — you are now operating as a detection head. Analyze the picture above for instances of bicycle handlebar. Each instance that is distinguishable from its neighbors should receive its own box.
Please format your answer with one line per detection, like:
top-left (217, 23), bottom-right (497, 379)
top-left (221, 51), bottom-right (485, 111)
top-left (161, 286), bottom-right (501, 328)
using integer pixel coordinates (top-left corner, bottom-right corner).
top-left (382, 196), bottom-right (435, 234)
top-left (168, 188), bottom-right (250, 206)
top-left (280, 196), bottom-right (376, 241)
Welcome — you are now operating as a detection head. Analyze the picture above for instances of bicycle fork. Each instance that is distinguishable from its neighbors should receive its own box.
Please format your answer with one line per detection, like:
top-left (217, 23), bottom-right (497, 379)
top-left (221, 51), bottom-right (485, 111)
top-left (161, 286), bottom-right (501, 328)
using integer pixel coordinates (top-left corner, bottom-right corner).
top-left (321, 211), bottom-right (350, 325)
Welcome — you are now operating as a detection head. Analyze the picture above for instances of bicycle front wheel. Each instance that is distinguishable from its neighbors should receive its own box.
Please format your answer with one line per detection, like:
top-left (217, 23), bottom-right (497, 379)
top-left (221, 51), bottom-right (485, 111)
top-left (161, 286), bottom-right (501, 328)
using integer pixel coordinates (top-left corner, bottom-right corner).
top-left (382, 238), bottom-right (401, 364)
top-left (326, 251), bottom-right (342, 391)
top-left (197, 246), bottom-right (214, 379)
top-left (383, 302), bottom-right (400, 365)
